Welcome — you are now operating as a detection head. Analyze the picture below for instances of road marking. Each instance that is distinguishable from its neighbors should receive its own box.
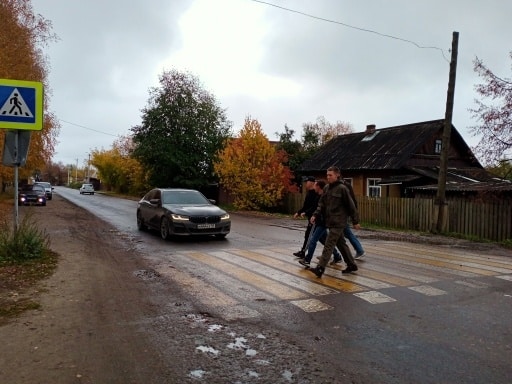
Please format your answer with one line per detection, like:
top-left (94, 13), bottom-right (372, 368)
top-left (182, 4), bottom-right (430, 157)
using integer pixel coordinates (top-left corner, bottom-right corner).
top-left (366, 247), bottom-right (489, 277)
top-left (353, 291), bottom-right (397, 304)
top-left (290, 299), bottom-right (333, 312)
top-left (218, 249), bottom-right (340, 295)
top-left (155, 264), bottom-right (260, 320)
top-left (347, 268), bottom-right (416, 287)
top-left (455, 280), bottom-right (490, 289)
top-left (408, 285), bottom-right (447, 296)
top-left (382, 243), bottom-right (512, 269)
top-left (245, 248), bottom-right (366, 293)
top-left (363, 263), bottom-right (439, 284)
top-left (185, 251), bottom-right (308, 300)
top-left (371, 243), bottom-right (512, 274)
top-left (154, 243), bottom-right (512, 315)
top-left (327, 272), bottom-right (394, 290)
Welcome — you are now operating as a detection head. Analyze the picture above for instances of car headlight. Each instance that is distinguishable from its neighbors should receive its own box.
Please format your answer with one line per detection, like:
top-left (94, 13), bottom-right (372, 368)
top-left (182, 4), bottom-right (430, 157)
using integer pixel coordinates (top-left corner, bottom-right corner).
top-left (171, 213), bottom-right (189, 221)
top-left (220, 213), bottom-right (230, 220)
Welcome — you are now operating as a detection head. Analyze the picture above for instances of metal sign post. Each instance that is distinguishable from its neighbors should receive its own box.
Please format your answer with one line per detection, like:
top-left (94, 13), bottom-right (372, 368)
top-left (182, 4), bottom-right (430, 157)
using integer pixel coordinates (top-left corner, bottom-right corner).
top-left (14, 131), bottom-right (19, 231)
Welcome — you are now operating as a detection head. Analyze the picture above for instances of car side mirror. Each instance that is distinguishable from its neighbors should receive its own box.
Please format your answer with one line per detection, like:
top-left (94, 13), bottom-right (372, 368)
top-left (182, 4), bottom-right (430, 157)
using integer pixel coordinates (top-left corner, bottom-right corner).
top-left (149, 198), bottom-right (160, 205)
top-left (209, 199), bottom-right (217, 205)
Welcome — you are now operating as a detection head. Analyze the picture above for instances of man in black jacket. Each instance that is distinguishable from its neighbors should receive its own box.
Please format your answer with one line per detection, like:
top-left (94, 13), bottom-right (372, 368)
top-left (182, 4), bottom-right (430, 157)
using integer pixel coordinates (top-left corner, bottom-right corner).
top-left (292, 176), bottom-right (318, 258)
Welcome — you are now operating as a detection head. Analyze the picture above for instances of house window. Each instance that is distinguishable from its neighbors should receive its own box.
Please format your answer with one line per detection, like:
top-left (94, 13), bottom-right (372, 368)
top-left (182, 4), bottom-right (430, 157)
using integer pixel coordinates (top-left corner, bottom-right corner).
top-left (434, 139), bottom-right (442, 154)
top-left (344, 178), bottom-right (353, 186)
top-left (367, 178), bottom-right (381, 198)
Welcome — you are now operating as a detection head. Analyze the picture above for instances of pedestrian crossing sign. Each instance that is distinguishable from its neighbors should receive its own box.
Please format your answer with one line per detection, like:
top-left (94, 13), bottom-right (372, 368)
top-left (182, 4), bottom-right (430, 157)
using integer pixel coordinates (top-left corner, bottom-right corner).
top-left (0, 79), bottom-right (43, 130)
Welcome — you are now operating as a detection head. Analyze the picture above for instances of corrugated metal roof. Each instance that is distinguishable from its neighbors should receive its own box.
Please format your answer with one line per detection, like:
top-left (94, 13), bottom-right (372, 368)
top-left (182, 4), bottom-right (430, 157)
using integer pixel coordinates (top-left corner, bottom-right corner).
top-left (298, 119), bottom-right (473, 172)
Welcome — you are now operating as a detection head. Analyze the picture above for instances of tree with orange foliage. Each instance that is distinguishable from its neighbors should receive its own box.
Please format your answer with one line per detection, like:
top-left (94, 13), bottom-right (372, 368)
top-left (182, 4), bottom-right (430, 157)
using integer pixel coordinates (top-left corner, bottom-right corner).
top-left (214, 117), bottom-right (296, 210)
top-left (91, 136), bottom-right (148, 194)
top-left (0, 0), bottom-right (59, 190)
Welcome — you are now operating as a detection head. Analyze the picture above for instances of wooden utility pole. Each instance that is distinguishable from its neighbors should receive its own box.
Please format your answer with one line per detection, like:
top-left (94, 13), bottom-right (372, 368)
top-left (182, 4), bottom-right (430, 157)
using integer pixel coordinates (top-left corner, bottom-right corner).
top-left (435, 31), bottom-right (459, 233)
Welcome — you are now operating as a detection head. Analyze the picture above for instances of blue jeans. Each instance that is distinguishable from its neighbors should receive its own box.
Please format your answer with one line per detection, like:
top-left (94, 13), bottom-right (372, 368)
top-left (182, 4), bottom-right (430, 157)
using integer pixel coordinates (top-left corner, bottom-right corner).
top-left (344, 225), bottom-right (364, 255)
top-left (304, 225), bottom-right (341, 263)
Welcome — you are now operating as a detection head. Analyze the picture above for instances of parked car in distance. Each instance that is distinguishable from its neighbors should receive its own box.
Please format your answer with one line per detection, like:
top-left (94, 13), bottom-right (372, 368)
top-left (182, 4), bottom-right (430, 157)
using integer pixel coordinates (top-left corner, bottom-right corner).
top-left (18, 184), bottom-right (47, 206)
top-left (136, 188), bottom-right (231, 240)
top-left (79, 183), bottom-right (95, 195)
top-left (34, 181), bottom-right (53, 200)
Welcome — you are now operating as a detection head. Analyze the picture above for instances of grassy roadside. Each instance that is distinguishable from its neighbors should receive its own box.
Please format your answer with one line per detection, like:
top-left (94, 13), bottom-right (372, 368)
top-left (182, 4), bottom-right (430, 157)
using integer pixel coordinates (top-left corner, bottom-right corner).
top-left (0, 197), bottom-right (58, 325)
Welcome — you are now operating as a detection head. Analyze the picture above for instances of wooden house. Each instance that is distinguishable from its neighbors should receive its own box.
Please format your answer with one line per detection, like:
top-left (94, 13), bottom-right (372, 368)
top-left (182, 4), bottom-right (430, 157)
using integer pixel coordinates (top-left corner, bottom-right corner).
top-left (297, 119), bottom-right (511, 199)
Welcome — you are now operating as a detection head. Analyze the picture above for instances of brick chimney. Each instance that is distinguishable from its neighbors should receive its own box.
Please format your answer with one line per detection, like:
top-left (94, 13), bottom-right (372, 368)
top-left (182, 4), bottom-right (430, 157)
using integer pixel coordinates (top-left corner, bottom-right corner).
top-left (365, 124), bottom-right (376, 134)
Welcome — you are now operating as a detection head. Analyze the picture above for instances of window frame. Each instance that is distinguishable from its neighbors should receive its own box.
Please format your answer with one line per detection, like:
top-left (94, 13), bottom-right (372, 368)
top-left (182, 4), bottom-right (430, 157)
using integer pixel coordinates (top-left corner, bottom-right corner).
top-left (434, 139), bottom-right (442, 154)
top-left (367, 178), bottom-right (381, 198)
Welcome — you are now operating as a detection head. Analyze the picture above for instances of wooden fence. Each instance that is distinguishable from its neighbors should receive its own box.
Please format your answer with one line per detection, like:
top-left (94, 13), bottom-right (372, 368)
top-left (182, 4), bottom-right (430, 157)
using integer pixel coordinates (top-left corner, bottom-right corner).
top-left (283, 194), bottom-right (512, 242)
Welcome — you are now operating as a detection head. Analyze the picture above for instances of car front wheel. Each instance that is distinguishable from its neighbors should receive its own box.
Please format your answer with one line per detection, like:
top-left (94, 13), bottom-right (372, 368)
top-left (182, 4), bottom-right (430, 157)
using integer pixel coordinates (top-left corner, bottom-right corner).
top-left (136, 210), bottom-right (146, 231)
top-left (160, 217), bottom-right (170, 240)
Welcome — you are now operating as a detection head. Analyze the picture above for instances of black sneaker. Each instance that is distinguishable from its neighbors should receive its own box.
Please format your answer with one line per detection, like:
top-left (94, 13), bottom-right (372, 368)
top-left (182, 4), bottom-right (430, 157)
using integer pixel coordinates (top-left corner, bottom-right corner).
top-left (299, 259), bottom-right (310, 268)
top-left (293, 250), bottom-right (305, 258)
top-left (342, 264), bottom-right (358, 274)
top-left (309, 266), bottom-right (325, 278)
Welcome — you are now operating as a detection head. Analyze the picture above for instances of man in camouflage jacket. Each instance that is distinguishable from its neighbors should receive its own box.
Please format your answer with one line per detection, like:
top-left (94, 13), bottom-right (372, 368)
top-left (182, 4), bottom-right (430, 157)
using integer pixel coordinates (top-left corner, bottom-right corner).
top-left (309, 166), bottom-right (361, 277)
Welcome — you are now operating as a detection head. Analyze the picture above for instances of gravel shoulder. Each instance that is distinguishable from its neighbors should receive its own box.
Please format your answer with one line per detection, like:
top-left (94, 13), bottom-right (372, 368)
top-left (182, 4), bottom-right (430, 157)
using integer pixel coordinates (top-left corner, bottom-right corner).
top-left (0, 195), bottom-right (174, 383)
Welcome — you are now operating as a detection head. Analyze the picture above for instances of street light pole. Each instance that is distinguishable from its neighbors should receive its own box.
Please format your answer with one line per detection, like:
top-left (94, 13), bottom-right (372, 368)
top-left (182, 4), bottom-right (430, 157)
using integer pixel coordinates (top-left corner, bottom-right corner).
top-left (87, 153), bottom-right (91, 182)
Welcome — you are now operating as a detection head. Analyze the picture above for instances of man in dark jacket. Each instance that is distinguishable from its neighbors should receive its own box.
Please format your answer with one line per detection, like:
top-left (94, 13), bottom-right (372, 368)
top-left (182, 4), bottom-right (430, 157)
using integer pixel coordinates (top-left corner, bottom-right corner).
top-left (292, 176), bottom-right (318, 258)
top-left (309, 166), bottom-right (360, 277)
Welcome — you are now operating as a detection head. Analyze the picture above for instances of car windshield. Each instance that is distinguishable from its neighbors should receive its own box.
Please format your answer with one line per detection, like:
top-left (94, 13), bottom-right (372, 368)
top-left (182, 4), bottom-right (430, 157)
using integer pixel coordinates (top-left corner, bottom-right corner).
top-left (36, 182), bottom-right (50, 188)
top-left (162, 190), bottom-right (210, 205)
top-left (21, 185), bottom-right (44, 192)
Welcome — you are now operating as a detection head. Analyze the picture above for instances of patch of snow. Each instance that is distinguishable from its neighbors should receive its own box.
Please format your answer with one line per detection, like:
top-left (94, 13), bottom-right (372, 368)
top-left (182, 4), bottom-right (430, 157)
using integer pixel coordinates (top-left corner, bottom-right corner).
top-left (196, 345), bottom-right (219, 356)
top-left (227, 337), bottom-right (248, 350)
top-left (189, 369), bottom-right (207, 379)
top-left (282, 370), bottom-right (293, 381)
top-left (208, 324), bottom-right (223, 332)
top-left (248, 371), bottom-right (259, 378)
top-left (246, 349), bottom-right (258, 357)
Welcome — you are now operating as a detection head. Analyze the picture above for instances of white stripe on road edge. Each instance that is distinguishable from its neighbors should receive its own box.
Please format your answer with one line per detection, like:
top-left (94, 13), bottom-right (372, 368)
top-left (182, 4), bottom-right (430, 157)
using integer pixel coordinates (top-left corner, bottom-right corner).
top-left (408, 285), bottom-right (447, 296)
top-left (156, 265), bottom-right (260, 320)
top-left (290, 299), bottom-right (333, 312)
top-left (455, 280), bottom-right (490, 289)
top-left (353, 291), bottom-right (397, 304)
top-left (496, 275), bottom-right (512, 281)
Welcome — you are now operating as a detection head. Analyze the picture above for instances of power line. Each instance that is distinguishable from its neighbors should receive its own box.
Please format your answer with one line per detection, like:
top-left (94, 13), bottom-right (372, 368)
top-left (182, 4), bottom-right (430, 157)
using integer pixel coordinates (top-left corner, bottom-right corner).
top-left (249, 0), bottom-right (450, 62)
top-left (59, 119), bottom-right (122, 137)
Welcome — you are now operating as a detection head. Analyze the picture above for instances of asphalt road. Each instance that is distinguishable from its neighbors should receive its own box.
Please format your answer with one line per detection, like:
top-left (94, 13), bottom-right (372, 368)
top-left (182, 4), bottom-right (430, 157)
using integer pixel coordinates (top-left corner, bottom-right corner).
top-left (55, 186), bottom-right (512, 384)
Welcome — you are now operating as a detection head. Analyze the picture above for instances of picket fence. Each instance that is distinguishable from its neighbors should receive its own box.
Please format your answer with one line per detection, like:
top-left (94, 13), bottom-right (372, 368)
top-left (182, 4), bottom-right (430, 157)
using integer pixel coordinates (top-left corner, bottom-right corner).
top-left (283, 194), bottom-right (512, 242)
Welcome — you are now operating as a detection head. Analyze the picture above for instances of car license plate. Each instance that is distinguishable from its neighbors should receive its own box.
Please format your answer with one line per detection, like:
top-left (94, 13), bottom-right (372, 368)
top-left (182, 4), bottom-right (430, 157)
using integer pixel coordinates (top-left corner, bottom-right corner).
top-left (197, 223), bottom-right (215, 229)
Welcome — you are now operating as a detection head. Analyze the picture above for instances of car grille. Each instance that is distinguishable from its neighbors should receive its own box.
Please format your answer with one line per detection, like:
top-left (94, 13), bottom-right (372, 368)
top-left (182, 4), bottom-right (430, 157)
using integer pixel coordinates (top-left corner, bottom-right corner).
top-left (189, 216), bottom-right (221, 224)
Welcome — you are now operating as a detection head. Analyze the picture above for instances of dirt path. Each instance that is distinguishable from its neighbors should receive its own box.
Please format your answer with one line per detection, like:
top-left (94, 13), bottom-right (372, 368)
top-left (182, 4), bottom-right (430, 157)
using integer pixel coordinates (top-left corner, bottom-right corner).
top-left (0, 194), bottom-right (174, 384)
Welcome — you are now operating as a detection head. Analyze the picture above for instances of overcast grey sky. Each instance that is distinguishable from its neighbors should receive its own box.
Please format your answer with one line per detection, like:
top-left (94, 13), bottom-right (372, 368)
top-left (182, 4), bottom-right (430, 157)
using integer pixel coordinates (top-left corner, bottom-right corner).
top-left (31, 0), bottom-right (512, 167)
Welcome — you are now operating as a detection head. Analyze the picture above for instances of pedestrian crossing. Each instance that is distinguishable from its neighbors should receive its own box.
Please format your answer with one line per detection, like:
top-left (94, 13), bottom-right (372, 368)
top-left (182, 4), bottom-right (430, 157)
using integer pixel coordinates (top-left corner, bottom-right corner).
top-left (153, 241), bottom-right (512, 320)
